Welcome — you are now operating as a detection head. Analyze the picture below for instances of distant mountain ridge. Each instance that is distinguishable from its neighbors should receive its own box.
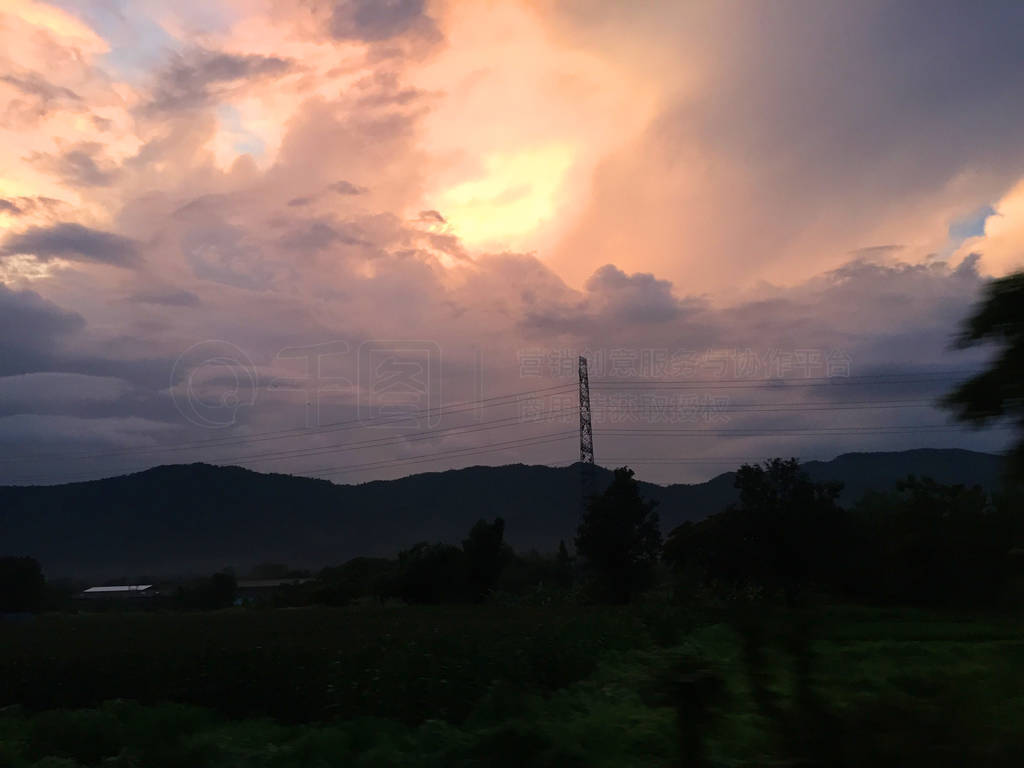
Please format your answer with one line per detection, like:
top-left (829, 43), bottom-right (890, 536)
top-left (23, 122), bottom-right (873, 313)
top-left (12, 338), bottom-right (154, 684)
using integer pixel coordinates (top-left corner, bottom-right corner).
top-left (0, 449), bottom-right (1006, 579)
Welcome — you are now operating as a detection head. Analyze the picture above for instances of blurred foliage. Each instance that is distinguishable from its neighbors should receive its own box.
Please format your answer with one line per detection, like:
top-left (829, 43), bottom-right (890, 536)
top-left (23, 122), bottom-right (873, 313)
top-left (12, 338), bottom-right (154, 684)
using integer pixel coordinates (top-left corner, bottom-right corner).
top-left (1, 605), bottom-right (1022, 767)
top-left (943, 270), bottom-right (1024, 474)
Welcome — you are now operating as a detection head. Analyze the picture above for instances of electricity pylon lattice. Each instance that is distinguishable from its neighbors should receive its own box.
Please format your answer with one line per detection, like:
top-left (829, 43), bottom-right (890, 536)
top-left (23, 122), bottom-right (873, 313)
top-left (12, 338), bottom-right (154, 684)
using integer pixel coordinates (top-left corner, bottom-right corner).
top-left (578, 355), bottom-right (594, 464)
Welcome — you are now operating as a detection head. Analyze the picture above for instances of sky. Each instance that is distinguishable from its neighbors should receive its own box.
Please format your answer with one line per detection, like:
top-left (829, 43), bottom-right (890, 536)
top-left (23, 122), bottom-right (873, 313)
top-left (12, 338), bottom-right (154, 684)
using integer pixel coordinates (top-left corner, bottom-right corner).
top-left (1, 0), bottom-right (1022, 486)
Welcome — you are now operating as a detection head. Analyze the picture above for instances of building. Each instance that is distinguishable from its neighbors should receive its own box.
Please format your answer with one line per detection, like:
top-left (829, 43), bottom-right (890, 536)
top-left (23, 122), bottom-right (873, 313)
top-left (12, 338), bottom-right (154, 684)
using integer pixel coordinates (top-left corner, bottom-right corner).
top-left (79, 584), bottom-right (157, 600)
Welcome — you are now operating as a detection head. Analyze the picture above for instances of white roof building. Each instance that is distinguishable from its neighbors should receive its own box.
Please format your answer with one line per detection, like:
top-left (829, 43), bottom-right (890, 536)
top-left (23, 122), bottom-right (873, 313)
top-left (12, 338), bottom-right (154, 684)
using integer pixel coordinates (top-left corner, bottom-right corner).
top-left (79, 584), bottom-right (155, 598)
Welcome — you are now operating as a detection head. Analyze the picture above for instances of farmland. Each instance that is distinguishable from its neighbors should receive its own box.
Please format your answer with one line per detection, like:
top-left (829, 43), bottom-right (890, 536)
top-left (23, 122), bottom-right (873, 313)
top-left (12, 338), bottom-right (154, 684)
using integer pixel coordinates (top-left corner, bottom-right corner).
top-left (2, 602), bottom-right (1023, 767)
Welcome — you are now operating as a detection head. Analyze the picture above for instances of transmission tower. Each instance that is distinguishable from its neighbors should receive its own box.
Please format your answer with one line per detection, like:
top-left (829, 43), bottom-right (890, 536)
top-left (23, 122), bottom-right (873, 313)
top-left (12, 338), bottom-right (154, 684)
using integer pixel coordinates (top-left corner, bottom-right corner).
top-left (577, 355), bottom-right (596, 538)
top-left (578, 355), bottom-right (594, 464)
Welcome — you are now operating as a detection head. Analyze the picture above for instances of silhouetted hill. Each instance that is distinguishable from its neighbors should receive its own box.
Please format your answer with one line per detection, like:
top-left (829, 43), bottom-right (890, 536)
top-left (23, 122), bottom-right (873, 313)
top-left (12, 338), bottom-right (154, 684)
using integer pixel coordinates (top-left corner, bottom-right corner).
top-left (0, 449), bottom-right (1006, 579)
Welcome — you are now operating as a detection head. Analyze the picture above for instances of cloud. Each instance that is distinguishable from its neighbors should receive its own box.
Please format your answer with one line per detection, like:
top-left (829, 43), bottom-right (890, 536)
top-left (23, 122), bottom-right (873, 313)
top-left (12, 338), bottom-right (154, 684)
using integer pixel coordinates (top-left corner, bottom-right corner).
top-left (0, 0), bottom-right (1017, 486)
top-left (0, 414), bottom-right (175, 453)
top-left (329, 0), bottom-right (439, 42)
top-left (33, 142), bottom-right (121, 187)
top-left (279, 220), bottom-right (368, 251)
top-left (0, 373), bottom-right (132, 410)
top-left (848, 245), bottom-right (904, 258)
top-left (1, 223), bottom-right (140, 267)
top-left (0, 72), bottom-right (79, 103)
top-left (329, 180), bottom-right (365, 195)
top-left (585, 265), bottom-right (684, 323)
top-left (953, 178), bottom-right (1024, 276)
top-left (548, 1), bottom-right (1024, 293)
top-left (146, 48), bottom-right (293, 113)
top-left (0, 283), bottom-right (84, 376)
top-left (0, 197), bottom-right (64, 219)
top-left (125, 288), bottom-right (201, 307)
top-left (418, 209), bottom-right (445, 223)
top-left (518, 264), bottom-right (690, 336)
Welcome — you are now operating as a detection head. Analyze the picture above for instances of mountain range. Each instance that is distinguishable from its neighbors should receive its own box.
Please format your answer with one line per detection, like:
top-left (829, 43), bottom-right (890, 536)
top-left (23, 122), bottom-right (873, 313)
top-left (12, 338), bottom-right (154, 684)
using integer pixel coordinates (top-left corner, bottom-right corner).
top-left (0, 449), bottom-right (1006, 580)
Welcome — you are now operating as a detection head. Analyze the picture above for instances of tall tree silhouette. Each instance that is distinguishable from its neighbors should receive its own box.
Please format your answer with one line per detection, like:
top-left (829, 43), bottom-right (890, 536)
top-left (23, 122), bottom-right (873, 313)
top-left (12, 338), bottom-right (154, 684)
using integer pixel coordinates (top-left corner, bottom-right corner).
top-left (943, 271), bottom-right (1024, 476)
top-left (462, 517), bottom-right (507, 600)
top-left (575, 466), bottom-right (661, 603)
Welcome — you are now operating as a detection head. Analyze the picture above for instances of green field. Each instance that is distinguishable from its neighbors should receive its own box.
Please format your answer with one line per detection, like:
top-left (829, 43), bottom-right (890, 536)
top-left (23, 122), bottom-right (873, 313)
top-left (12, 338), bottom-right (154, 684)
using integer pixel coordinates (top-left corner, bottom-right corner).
top-left (1, 603), bottom-right (1023, 767)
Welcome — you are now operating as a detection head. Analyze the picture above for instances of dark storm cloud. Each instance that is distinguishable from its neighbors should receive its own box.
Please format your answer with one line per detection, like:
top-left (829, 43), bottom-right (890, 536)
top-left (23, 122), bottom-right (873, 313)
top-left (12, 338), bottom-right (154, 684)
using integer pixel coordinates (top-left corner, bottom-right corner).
top-left (146, 48), bottom-right (293, 113)
top-left (0, 284), bottom-right (84, 375)
top-left (0, 199), bottom-right (20, 215)
top-left (1, 223), bottom-right (140, 267)
top-left (329, 0), bottom-right (438, 42)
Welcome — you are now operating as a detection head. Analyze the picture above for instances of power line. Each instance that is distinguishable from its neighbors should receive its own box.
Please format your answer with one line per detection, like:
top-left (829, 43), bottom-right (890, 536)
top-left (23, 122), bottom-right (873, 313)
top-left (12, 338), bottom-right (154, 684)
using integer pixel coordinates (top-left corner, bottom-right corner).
top-left (4, 408), bottom-right (582, 485)
top-left (2, 396), bottom-right (956, 480)
top-left (182, 408), bottom-right (581, 466)
top-left (3, 370), bottom-right (975, 467)
top-left (2, 365), bottom-right (1006, 487)
top-left (589, 370), bottom-right (980, 390)
top-left (308, 430), bottom-right (578, 479)
top-left (4, 396), bottom-right (1003, 484)
top-left (587, 399), bottom-right (940, 416)
top-left (0, 381), bottom-right (578, 465)
top-left (601, 423), bottom-right (1011, 436)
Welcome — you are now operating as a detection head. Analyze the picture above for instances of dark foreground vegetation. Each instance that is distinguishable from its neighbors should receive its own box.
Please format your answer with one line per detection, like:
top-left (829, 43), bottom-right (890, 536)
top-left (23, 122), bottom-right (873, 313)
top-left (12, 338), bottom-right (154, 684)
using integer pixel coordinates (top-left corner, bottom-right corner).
top-left (1, 603), bottom-right (1023, 767)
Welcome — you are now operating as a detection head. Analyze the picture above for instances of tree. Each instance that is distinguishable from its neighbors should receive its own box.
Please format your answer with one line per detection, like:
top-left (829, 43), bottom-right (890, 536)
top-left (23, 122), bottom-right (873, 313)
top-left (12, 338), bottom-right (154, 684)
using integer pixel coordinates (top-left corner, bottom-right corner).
top-left (0, 556), bottom-right (45, 613)
top-left (394, 542), bottom-right (467, 604)
top-left (207, 570), bottom-right (237, 608)
top-left (665, 459), bottom-right (844, 601)
top-left (462, 517), bottom-right (509, 600)
top-left (176, 569), bottom-right (237, 610)
top-left (942, 271), bottom-right (1024, 476)
top-left (556, 539), bottom-right (573, 587)
top-left (575, 466), bottom-right (662, 603)
top-left (851, 476), bottom-right (1014, 605)
top-left (316, 557), bottom-right (395, 605)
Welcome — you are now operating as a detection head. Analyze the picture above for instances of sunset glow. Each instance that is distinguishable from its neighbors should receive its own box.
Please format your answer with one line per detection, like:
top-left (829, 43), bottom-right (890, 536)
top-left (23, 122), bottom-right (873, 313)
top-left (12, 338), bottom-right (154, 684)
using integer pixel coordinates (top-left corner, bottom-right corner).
top-left (1, 0), bottom-right (1022, 485)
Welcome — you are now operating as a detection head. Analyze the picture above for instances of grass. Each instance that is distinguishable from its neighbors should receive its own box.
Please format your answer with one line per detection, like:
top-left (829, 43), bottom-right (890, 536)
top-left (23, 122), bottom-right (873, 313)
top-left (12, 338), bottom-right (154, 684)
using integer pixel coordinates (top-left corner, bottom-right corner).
top-left (1, 602), bottom-right (1023, 766)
